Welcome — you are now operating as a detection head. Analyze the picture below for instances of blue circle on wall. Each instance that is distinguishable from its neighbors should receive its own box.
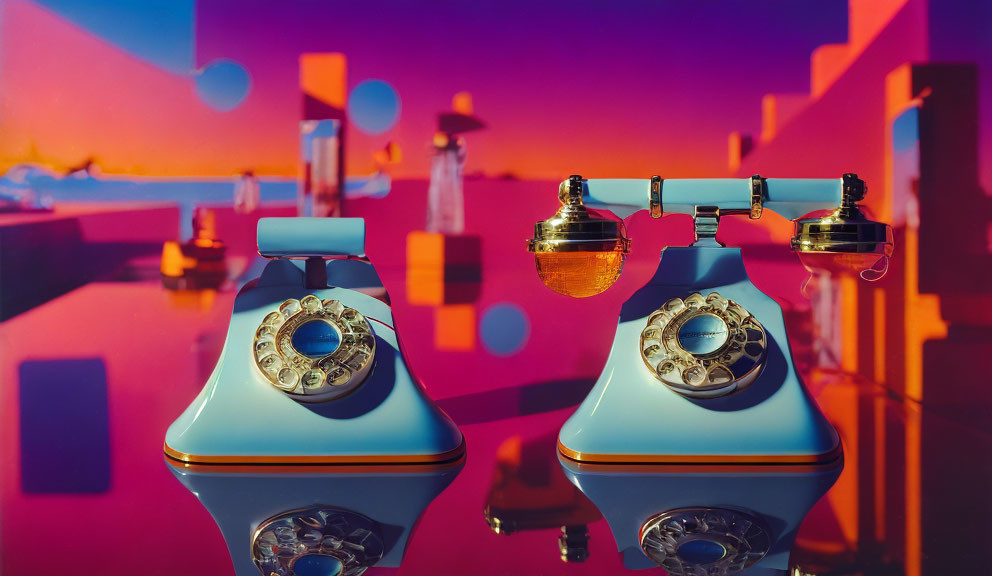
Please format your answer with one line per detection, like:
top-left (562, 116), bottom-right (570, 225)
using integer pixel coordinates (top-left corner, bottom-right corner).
top-left (348, 80), bottom-right (400, 135)
top-left (194, 59), bottom-right (251, 112)
top-left (480, 303), bottom-right (530, 357)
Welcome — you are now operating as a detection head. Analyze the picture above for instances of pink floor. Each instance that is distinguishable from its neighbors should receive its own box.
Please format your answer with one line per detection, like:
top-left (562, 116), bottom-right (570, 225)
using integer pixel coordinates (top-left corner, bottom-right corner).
top-left (1, 179), bottom-right (857, 574)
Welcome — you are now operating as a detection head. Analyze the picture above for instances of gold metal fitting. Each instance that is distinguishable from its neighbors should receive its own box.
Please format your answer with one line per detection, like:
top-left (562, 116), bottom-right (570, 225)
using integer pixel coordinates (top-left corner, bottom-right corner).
top-left (650, 175), bottom-right (662, 219)
top-left (483, 506), bottom-right (511, 535)
top-left (791, 173), bottom-right (893, 280)
top-left (749, 174), bottom-right (764, 219)
top-left (527, 175), bottom-right (630, 298)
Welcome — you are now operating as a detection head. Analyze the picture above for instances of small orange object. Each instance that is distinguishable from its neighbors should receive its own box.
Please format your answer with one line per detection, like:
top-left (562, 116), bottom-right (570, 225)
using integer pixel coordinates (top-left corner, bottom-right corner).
top-left (160, 241), bottom-right (194, 277)
top-left (534, 250), bottom-right (625, 298)
top-left (434, 305), bottom-right (475, 351)
top-left (452, 91), bottom-right (473, 115)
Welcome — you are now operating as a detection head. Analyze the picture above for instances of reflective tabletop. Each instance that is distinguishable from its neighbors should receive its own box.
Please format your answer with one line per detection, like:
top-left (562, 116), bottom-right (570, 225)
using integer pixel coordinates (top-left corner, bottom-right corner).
top-left (2, 180), bottom-right (989, 575)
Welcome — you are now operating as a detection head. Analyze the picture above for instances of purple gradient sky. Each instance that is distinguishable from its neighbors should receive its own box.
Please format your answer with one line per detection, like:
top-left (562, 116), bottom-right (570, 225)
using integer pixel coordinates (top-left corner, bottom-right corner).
top-left (196, 0), bottom-right (848, 178)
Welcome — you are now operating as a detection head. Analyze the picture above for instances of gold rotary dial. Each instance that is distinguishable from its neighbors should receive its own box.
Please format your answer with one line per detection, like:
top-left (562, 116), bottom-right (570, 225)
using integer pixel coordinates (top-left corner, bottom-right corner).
top-left (639, 292), bottom-right (766, 399)
top-left (253, 295), bottom-right (375, 403)
top-left (639, 507), bottom-right (771, 574)
top-left (252, 506), bottom-right (384, 576)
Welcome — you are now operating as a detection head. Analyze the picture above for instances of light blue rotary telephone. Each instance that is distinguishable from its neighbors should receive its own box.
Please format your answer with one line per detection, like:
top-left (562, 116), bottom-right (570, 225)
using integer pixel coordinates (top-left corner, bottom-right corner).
top-left (168, 457), bottom-right (463, 576)
top-left (165, 217), bottom-right (464, 465)
top-left (528, 174), bottom-right (892, 466)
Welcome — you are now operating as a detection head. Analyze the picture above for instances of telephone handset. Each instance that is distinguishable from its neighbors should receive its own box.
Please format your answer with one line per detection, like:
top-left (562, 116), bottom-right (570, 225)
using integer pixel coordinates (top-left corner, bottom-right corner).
top-left (528, 173), bottom-right (892, 298)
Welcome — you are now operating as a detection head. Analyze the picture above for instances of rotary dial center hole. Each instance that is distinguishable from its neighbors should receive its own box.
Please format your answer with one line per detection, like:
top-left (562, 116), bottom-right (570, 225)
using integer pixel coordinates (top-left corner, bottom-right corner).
top-left (676, 539), bottom-right (728, 565)
top-left (291, 320), bottom-right (341, 358)
top-left (677, 313), bottom-right (729, 356)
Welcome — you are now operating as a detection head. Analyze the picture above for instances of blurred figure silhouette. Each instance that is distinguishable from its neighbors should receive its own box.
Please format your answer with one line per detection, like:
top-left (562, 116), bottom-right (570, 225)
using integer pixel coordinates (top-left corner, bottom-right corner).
top-left (233, 170), bottom-right (259, 214)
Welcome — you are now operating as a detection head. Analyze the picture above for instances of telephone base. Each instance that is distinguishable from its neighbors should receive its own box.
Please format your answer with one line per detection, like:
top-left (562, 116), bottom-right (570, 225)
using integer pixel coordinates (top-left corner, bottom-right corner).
top-left (164, 259), bottom-right (464, 465)
top-left (558, 247), bottom-right (840, 465)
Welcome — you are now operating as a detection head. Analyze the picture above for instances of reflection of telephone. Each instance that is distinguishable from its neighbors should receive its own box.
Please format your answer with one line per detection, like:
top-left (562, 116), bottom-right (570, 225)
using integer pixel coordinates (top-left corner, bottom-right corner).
top-left (560, 456), bottom-right (841, 573)
top-left (528, 174), bottom-right (892, 464)
top-left (165, 217), bottom-right (464, 465)
top-left (168, 457), bottom-right (463, 575)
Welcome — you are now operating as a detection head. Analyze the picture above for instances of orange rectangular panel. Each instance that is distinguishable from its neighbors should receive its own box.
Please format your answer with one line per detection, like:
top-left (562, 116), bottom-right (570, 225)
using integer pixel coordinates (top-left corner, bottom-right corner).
top-left (300, 53), bottom-right (347, 109)
top-left (434, 305), bottom-right (475, 351)
top-left (406, 268), bottom-right (444, 306)
top-left (406, 231), bottom-right (445, 269)
top-left (406, 231), bottom-right (445, 305)
top-left (810, 43), bottom-right (850, 98)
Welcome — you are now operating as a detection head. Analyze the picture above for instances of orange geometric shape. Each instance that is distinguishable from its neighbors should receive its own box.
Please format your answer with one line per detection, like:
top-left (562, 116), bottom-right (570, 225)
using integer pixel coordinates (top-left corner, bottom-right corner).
top-left (727, 131), bottom-right (752, 173)
top-left (839, 274), bottom-right (859, 373)
top-left (810, 0), bottom-right (912, 98)
top-left (434, 305), bottom-right (476, 351)
top-left (884, 63), bottom-right (915, 120)
top-left (300, 53), bottom-right (347, 108)
top-left (810, 43), bottom-right (851, 99)
top-left (406, 268), bottom-right (444, 306)
top-left (848, 0), bottom-right (911, 54)
top-left (902, 226), bottom-right (947, 402)
top-left (405, 232), bottom-right (483, 305)
top-left (406, 231), bottom-right (445, 305)
top-left (760, 94), bottom-right (808, 142)
top-left (406, 230), bottom-right (444, 268)
top-left (813, 381), bottom-right (860, 547)
top-left (873, 288), bottom-right (887, 384)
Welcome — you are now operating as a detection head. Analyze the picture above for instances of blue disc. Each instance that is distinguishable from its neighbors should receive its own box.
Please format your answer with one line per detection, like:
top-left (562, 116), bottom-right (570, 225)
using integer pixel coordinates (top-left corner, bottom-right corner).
top-left (676, 539), bottom-right (727, 565)
top-left (677, 314), bottom-right (728, 355)
top-left (194, 59), bottom-right (251, 112)
top-left (292, 320), bottom-right (341, 358)
top-left (347, 80), bottom-right (400, 135)
top-left (479, 303), bottom-right (530, 357)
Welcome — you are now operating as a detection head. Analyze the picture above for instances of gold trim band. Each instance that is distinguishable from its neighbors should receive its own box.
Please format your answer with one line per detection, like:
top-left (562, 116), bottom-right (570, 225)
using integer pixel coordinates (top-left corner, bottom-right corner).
top-left (557, 439), bottom-right (842, 467)
top-left (165, 453), bottom-right (466, 474)
top-left (164, 438), bottom-right (466, 466)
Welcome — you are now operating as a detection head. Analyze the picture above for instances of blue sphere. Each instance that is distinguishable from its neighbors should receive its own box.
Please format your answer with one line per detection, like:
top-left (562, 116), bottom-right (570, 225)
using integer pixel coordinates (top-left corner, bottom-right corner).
top-left (480, 303), bottom-right (530, 357)
top-left (348, 80), bottom-right (400, 135)
top-left (195, 59), bottom-right (251, 112)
